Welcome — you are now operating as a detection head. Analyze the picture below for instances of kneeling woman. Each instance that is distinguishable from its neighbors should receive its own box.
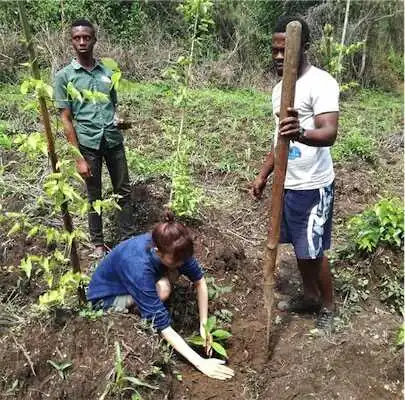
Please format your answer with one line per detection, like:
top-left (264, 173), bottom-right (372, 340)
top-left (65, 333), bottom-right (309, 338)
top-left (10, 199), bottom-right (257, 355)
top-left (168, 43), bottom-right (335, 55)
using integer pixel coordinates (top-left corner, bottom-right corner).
top-left (87, 212), bottom-right (234, 380)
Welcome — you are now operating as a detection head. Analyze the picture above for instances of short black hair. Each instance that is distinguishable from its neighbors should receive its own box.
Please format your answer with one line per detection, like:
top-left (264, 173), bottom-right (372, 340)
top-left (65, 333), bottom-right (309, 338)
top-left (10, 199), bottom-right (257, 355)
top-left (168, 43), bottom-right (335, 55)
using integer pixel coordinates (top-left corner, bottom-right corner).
top-left (71, 19), bottom-right (95, 34)
top-left (274, 15), bottom-right (310, 45)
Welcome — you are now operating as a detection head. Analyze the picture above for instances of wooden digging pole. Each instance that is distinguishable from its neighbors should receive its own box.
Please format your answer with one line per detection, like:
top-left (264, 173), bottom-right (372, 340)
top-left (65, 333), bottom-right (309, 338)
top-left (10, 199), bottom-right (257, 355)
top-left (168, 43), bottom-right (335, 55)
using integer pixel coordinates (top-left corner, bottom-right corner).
top-left (263, 21), bottom-right (302, 350)
top-left (18, 1), bottom-right (85, 303)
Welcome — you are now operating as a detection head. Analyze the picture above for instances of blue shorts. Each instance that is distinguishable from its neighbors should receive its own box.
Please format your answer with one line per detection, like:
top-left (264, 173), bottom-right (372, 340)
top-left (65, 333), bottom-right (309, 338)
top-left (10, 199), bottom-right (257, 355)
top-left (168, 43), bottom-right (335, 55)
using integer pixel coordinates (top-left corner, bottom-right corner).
top-left (280, 182), bottom-right (334, 259)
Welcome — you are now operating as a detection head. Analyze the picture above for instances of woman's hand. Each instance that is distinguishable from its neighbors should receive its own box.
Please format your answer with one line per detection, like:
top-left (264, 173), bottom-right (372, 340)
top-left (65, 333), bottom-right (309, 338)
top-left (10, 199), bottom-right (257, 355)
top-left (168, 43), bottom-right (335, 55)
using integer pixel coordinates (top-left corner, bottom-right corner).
top-left (195, 358), bottom-right (234, 380)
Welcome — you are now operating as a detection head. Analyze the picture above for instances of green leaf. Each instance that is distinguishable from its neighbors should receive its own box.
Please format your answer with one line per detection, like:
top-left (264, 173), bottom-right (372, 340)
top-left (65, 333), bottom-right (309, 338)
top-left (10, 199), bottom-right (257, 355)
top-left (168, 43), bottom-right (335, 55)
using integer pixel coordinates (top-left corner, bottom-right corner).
top-left (114, 342), bottom-right (123, 382)
top-left (211, 329), bottom-right (232, 340)
top-left (67, 82), bottom-right (83, 103)
top-left (27, 226), bottom-right (40, 239)
top-left (93, 200), bottom-right (102, 215)
top-left (8, 222), bottom-right (21, 236)
top-left (111, 71), bottom-right (122, 89)
top-left (101, 57), bottom-right (119, 71)
top-left (122, 376), bottom-right (158, 389)
top-left (47, 360), bottom-right (72, 379)
top-left (47, 359), bottom-right (60, 370)
top-left (20, 257), bottom-right (33, 279)
top-left (187, 335), bottom-right (205, 346)
top-left (205, 316), bottom-right (216, 333)
top-left (211, 341), bottom-right (228, 359)
top-left (21, 80), bottom-right (31, 95)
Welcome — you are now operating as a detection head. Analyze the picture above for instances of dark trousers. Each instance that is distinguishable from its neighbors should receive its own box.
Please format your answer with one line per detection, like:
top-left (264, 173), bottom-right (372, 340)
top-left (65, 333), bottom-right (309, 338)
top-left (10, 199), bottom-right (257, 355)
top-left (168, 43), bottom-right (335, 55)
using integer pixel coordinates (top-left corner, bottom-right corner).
top-left (79, 140), bottom-right (134, 245)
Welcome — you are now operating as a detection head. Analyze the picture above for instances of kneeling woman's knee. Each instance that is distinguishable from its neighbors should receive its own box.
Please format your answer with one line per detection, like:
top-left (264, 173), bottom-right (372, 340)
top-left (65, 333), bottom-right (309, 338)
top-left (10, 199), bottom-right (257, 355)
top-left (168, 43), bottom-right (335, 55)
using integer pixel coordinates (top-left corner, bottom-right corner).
top-left (156, 277), bottom-right (172, 301)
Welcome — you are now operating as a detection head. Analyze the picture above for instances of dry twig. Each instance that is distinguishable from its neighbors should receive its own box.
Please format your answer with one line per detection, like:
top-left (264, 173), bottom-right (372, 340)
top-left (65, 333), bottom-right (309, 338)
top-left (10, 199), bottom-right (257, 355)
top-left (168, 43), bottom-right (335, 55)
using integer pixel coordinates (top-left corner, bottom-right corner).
top-left (12, 335), bottom-right (36, 376)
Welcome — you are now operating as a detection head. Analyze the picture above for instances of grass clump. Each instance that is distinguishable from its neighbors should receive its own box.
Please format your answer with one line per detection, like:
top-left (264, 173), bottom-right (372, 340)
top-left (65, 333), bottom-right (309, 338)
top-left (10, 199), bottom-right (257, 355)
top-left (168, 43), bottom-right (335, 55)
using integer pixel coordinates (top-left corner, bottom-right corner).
top-left (333, 129), bottom-right (376, 162)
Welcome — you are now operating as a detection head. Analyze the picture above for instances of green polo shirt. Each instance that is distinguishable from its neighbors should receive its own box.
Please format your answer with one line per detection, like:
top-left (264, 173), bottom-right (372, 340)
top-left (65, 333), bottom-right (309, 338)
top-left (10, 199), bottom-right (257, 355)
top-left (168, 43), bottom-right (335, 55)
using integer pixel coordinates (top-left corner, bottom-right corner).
top-left (54, 59), bottom-right (123, 150)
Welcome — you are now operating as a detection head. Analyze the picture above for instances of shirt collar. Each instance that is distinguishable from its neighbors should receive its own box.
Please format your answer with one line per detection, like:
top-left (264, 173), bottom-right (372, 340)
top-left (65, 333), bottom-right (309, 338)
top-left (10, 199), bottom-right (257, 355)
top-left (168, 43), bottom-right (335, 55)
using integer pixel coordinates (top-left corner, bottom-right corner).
top-left (71, 58), bottom-right (103, 71)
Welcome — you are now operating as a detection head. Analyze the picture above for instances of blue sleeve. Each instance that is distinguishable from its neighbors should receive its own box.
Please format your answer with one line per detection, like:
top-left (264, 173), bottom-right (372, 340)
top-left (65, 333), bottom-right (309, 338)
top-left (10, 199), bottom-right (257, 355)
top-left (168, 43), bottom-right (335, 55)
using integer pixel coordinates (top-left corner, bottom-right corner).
top-left (179, 257), bottom-right (204, 282)
top-left (118, 265), bottom-right (171, 331)
top-left (54, 70), bottom-right (71, 110)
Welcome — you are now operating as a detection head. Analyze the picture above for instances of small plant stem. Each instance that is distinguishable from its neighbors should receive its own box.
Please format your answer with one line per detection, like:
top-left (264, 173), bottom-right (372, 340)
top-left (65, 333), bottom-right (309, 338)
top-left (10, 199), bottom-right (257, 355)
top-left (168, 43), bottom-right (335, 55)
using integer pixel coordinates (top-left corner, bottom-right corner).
top-left (169, 8), bottom-right (199, 205)
top-left (337, 0), bottom-right (351, 83)
top-left (186, 9), bottom-right (199, 86)
top-left (18, 1), bottom-right (84, 303)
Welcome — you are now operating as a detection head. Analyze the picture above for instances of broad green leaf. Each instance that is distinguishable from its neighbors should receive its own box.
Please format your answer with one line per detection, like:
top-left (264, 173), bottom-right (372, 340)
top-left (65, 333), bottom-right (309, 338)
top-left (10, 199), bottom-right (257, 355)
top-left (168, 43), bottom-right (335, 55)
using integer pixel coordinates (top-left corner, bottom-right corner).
top-left (211, 329), bottom-right (232, 340)
top-left (205, 316), bottom-right (216, 333)
top-left (101, 57), bottom-right (119, 71)
top-left (67, 82), bottom-right (83, 102)
top-left (187, 335), bottom-right (205, 346)
top-left (211, 341), bottom-right (228, 359)
top-left (8, 222), bottom-right (21, 236)
top-left (111, 71), bottom-right (122, 89)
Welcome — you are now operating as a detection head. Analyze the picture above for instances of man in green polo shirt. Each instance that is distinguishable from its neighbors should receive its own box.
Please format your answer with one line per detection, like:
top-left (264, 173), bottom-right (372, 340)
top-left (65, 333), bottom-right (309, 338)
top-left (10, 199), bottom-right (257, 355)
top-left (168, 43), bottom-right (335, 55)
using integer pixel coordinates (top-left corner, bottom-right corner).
top-left (54, 19), bottom-right (134, 258)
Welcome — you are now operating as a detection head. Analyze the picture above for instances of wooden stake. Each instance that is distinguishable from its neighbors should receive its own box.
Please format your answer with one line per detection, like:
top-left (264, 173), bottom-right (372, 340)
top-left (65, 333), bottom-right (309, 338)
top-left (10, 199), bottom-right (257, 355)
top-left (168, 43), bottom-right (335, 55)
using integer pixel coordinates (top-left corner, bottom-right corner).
top-left (18, 1), bottom-right (85, 303)
top-left (263, 21), bottom-right (302, 350)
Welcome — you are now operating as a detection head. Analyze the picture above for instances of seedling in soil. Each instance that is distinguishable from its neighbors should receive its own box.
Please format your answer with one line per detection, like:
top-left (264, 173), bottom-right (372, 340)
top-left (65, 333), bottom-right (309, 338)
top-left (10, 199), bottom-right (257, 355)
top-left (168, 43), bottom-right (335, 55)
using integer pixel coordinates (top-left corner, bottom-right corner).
top-left (206, 276), bottom-right (232, 300)
top-left (188, 316), bottom-right (231, 359)
top-left (99, 342), bottom-right (158, 400)
top-left (79, 304), bottom-right (104, 321)
top-left (47, 360), bottom-right (72, 380)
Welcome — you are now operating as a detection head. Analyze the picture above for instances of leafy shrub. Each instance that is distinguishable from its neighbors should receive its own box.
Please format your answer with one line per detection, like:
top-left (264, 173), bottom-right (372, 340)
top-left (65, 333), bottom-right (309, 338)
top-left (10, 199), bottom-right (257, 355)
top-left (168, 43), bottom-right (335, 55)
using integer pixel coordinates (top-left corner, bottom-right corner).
top-left (387, 48), bottom-right (404, 81)
top-left (348, 198), bottom-right (404, 253)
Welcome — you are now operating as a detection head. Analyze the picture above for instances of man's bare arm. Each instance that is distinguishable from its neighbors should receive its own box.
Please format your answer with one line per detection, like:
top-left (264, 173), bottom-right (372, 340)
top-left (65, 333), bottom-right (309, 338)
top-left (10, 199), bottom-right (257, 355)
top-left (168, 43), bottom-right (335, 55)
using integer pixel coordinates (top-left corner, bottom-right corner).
top-left (298, 112), bottom-right (339, 147)
top-left (279, 109), bottom-right (339, 147)
top-left (60, 108), bottom-right (92, 178)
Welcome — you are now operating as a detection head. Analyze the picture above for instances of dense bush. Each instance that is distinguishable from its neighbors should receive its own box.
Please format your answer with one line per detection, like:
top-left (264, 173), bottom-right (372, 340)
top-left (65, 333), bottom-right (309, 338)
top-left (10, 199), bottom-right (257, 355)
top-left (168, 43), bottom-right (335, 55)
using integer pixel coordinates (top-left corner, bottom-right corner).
top-left (0, 0), bottom-right (402, 89)
top-left (348, 198), bottom-right (404, 253)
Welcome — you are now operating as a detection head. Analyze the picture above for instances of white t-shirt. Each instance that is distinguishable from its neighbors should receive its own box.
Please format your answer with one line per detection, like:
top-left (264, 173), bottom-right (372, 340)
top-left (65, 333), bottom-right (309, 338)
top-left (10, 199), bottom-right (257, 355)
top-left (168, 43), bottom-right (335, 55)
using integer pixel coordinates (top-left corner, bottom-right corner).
top-left (272, 66), bottom-right (339, 190)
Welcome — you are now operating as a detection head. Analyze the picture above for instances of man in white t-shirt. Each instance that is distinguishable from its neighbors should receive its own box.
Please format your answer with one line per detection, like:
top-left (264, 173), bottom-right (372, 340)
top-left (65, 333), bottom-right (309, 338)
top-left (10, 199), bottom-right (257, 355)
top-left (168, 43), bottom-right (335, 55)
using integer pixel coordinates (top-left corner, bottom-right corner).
top-left (251, 16), bottom-right (339, 332)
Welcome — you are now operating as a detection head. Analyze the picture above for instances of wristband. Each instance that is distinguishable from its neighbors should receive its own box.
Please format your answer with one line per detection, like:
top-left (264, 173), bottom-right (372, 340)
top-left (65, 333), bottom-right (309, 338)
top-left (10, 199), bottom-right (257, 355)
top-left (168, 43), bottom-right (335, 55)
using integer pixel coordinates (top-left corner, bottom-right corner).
top-left (297, 126), bottom-right (306, 142)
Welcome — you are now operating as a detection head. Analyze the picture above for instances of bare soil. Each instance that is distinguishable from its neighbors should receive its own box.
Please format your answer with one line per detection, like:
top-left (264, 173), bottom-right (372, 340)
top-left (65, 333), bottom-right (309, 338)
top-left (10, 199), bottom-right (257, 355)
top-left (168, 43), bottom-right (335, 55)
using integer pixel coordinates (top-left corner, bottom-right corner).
top-left (0, 144), bottom-right (403, 399)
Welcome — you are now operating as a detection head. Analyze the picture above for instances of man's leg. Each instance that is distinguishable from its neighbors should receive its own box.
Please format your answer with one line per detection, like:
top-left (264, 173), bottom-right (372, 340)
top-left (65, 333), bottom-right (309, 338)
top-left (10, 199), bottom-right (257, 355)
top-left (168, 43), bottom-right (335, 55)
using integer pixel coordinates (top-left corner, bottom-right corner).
top-left (317, 255), bottom-right (335, 311)
top-left (80, 146), bottom-right (104, 249)
top-left (105, 144), bottom-right (134, 242)
top-left (296, 258), bottom-right (321, 303)
top-left (297, 256), bottom-right (334, 310)
top-left (294, 183), bottom-right (335, 330)
top-left (280, 183), bottom-right (335, 321)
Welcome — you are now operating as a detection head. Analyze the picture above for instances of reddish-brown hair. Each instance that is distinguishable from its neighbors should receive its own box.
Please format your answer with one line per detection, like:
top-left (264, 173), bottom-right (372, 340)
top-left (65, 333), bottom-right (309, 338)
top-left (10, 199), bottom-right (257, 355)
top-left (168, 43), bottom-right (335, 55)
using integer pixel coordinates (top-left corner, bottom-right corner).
top-left (152, 210), bottom-right (194, 261)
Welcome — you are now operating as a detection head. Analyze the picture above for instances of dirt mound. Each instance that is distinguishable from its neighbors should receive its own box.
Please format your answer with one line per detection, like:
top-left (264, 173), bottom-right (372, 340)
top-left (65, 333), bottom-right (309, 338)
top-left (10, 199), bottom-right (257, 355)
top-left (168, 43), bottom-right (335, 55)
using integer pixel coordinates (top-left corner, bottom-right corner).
top-left (0, 314), bottom-right (170, 399)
